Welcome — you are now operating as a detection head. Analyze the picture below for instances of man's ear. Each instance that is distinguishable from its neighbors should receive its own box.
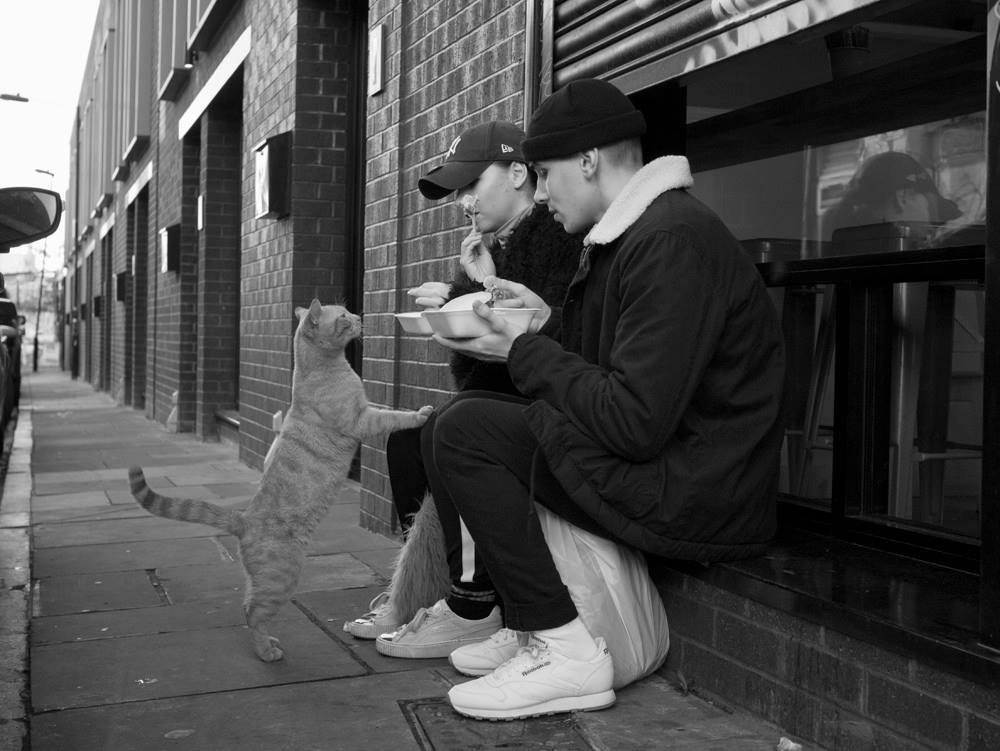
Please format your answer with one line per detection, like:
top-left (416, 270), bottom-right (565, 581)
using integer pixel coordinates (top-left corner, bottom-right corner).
top-left (579, 149), bottom-right (599, 179)
top-left (509, 161), bottom-right (529, 189)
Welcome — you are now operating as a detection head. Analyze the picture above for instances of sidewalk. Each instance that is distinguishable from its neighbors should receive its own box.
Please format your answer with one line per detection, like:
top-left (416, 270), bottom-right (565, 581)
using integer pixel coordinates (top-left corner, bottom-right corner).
top-left (6, 368), bottom-right (797, 750)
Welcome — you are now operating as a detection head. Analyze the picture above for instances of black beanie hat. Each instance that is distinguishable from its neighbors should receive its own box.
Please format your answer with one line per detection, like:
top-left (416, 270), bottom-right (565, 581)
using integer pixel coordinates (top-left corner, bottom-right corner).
top-left (522, 78), bottom-right (646, 162)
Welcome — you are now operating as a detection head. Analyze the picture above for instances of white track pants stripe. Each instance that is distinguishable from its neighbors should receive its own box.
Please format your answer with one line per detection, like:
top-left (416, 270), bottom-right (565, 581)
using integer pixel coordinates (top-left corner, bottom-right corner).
top-left (458, 516), bottom-right (476, 583)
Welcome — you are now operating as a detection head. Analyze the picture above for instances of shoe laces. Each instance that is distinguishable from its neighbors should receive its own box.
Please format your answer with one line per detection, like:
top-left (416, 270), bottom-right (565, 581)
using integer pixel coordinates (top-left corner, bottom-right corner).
top-left (387, 599), bottom-right (448, 639)
top-left (361, 590), bottom-right (391, 619)
top-left (492, 642), bottom-right (552, 680)
top-left (484, 628), bottom-right (519, 647)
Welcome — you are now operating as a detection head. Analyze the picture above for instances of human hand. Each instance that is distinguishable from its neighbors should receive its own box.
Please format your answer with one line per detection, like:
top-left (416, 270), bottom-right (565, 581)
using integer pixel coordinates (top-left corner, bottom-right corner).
top-left (407, 282), bottom-right (451, 309)
top-left (431, 300), bottom-right (529, 362)
top-left (460, 230), bottom-right (496, 283)
top-left (482, 276), bottom-right (550, 333)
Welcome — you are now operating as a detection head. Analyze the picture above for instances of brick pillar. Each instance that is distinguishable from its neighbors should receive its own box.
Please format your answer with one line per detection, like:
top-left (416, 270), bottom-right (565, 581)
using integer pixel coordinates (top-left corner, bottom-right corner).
top-left (130, 189), bottom-right (148, 409)
top-left (177, 133), bottom-right (201, 431)
top-left (84, 252), bottom-right (94, 383)
top-left (101, 227), bottom-right (113, 391)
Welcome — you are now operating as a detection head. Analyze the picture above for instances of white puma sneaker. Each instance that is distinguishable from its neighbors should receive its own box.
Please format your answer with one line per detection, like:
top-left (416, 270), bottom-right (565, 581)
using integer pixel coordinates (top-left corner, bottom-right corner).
top-left (376, 599), bottom-right (502, 658)
top-left (343, 591), bottom-right (399, 640)
top-left (449, 628), bottom-right (543, 676)
top-left (448, 636), bottom-right (615, 720)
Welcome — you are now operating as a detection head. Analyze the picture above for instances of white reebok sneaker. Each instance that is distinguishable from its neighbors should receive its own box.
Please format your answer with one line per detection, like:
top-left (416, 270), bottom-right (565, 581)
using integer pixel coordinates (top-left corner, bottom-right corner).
top-left (376, 599), bottom-right (502, 659)
top-left (447, 636), bottom-right (615, 720)
top-left (449, 628), bottom-right (544, 676)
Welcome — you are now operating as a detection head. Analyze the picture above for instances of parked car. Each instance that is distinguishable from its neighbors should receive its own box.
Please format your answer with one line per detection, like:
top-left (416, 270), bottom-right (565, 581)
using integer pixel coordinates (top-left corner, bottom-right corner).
top-left (0, 187), bottom-right (62, 431)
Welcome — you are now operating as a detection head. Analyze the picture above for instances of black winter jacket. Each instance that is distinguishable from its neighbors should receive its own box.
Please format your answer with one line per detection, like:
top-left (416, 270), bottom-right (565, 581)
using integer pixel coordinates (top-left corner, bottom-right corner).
top-left (446, 203), bottom-right (582, 393)
top-left (507, 157), bottom-right (785, 562)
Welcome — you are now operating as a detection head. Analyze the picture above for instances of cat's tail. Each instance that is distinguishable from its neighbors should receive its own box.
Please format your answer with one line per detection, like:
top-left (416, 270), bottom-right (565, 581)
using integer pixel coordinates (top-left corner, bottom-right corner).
top-left (128, 466), bottom-right (246, 538)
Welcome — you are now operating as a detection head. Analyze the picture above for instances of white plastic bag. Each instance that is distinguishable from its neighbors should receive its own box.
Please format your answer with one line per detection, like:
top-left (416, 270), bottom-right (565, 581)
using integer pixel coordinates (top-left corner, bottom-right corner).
top-left (535, 504), bottom-right (670, 689)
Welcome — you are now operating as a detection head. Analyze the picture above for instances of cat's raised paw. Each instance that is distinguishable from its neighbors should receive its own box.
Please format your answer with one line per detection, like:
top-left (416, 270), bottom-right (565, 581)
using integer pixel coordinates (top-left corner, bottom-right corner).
top-left (417, 405), bottom-right (434, 420)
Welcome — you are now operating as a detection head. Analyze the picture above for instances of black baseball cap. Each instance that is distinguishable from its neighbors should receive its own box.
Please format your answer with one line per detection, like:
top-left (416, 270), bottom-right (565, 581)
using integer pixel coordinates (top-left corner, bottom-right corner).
top-left (850, 152), bottom-right (962, 222)
top-left (418, 121), bottom-right (526, 200)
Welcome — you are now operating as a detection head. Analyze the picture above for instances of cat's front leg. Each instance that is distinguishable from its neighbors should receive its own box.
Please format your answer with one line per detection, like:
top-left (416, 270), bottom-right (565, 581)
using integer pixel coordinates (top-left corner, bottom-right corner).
top-left (356, 405), bottom-right (433, 438)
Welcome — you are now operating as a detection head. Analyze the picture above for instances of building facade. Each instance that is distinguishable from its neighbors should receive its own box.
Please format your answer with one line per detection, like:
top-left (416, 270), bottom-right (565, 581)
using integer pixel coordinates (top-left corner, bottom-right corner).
top-left (64, 1), bottom-right (999, 748)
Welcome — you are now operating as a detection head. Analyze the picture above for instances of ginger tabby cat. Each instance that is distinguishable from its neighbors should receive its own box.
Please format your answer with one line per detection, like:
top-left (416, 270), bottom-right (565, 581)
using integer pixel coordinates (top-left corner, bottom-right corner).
top-left (129, 299), bottom-right (432, 661)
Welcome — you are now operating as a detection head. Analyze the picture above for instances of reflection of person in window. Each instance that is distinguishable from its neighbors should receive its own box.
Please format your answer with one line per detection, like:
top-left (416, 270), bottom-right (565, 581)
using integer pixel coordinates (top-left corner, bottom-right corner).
top-left (827, 151), bottom-right (961, 239)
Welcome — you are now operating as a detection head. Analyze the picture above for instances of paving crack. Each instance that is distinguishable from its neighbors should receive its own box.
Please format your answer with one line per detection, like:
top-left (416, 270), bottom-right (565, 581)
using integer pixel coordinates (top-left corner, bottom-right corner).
top-left (145, 569), bottom-right (172, 605)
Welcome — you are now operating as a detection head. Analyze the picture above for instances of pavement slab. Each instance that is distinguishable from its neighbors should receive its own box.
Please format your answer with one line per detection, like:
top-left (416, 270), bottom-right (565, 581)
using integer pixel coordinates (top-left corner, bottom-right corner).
top-left (35, 569), bottom-right (166, 616)
top-left (293, 586), bottom-right (453, 675)
top-left (156, 552), bottom-right (380, 605)
top-left (32, 475), bottom-right (175, 497)
top-left (348, 546), bottom-right (402, 581)
top-left (31, 491), bottom-right (113, 509)
top-left (31, 619), bottom-right (367, 711)
top-left (31, 670), bottom-right (448, 751)
top-left (33, 515), bottom-right (222, 548)
top-left (31, 503), bottom-right (151, 524)
top-left (33, 537), bottom-right (229, 578)
top-left (31, 596), bottom-right (307, 646)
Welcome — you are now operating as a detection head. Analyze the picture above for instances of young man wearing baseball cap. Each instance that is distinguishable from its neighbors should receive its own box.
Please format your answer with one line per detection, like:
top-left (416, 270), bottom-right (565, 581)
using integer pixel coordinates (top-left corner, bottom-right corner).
top-left (427, 79), bottom-right (785, 720)
top-left (828, 150), bottom-right (963, 233)
top-left (344, 120), bottom-right (582, 662)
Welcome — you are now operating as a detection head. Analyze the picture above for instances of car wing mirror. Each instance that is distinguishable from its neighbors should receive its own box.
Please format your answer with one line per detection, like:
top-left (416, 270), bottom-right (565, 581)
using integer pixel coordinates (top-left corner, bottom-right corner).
top-left (0, 187), bottom-right (62, 253)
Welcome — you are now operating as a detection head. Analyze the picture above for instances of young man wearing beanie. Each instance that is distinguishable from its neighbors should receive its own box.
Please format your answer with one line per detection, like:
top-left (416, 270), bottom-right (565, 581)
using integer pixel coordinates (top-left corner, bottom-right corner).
top-left (343, 121), bottom-right (582, 661)
top-left (428, 79), bottom-right (785, 720)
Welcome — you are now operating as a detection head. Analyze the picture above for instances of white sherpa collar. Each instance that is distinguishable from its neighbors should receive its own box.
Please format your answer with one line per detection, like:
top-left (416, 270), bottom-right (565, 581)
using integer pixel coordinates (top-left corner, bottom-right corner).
top-left (583, 156), bottom-right (693, 246)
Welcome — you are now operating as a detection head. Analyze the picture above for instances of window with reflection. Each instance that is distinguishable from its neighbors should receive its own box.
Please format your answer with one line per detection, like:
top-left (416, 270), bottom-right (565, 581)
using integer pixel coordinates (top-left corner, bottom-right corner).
top-left (670, 0), bottom-right (986, 546)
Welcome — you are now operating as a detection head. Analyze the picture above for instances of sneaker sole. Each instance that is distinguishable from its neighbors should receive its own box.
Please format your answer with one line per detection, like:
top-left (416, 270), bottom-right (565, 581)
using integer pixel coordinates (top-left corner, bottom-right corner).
top-left (343, 620), bottom-right (398, 640)
top-left (376, 634), bottom-right (496, 659)
top-left (447, 655), bottom-right (494, 676)
top-left (450, 689), bottom-right (616, 720)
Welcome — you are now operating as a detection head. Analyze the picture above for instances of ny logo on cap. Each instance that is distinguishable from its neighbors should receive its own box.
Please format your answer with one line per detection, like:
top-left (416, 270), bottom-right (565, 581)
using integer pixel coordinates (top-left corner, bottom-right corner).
top-left (446, 136), bottom-right (461, 158)
top-left (501, 144), bottom-right (514, 153)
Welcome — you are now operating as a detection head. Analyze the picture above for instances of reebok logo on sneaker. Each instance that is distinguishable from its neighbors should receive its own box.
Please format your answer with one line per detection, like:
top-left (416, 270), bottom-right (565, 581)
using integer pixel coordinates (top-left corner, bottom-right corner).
top-left (521, 660), bottom-right (551, 676)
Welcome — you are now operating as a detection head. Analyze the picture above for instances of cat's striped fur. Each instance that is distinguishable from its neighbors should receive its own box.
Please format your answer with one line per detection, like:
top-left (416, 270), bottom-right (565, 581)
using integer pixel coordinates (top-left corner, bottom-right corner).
top-left (129, 299), bottom-right (432, 661)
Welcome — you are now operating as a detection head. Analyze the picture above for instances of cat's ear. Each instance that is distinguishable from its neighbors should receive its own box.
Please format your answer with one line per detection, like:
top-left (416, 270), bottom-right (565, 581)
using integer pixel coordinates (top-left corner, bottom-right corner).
top-left (308, 299), bottom-right (322, 325)
top-left (294, 306), bottom-right (306, 320)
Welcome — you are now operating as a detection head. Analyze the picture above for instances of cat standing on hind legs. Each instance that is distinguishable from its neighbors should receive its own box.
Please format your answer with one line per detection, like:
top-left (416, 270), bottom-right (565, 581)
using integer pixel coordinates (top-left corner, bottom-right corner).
top-left (129, 299), bottom-right (432, 662)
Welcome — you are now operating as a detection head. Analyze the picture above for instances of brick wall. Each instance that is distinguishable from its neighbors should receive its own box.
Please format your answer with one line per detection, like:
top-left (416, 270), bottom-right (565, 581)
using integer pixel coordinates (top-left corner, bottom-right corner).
top-left (359, 0), bottom-right (529, 534)
top-left (658, 569), bottom-right (1000, 751)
